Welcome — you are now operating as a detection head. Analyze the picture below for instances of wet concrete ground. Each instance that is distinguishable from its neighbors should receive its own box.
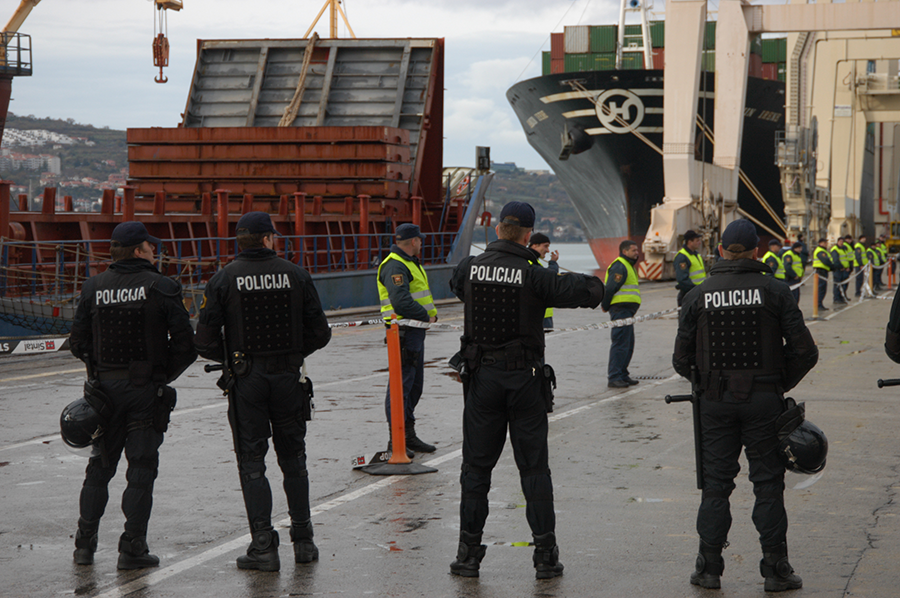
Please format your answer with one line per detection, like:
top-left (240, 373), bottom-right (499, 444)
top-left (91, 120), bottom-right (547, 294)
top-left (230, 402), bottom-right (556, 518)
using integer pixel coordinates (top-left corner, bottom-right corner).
top-left (1, 279), bottom-right (900, 597)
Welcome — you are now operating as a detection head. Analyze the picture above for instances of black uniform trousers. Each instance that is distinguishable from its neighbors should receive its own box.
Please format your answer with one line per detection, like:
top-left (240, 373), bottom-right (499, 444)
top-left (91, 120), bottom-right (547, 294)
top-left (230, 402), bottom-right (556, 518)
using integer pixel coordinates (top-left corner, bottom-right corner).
top-left (79, 379), bottom-right (163, 538)
top-left (815, 268), bottom-right (828, 307)
top-left (697, 390), bottom-right (787, 548)
top-left (231, 359), bottom-right (310, 531)
top-left (460, 361), bottom-right (554, 537)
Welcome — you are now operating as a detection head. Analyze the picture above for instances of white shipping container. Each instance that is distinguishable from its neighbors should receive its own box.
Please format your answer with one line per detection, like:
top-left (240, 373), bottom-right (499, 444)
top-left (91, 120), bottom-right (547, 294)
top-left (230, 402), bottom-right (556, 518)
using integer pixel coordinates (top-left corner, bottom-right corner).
top-left (564, 25), bottom-right (590, 54)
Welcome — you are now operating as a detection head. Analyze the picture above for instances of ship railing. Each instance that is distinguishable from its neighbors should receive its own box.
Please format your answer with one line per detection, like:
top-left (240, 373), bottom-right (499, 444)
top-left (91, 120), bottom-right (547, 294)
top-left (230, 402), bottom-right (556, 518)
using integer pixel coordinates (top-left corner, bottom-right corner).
top-left (0, 32), bottom-right (33, 77)
top-left (0, 230), bottom-right (461, 317)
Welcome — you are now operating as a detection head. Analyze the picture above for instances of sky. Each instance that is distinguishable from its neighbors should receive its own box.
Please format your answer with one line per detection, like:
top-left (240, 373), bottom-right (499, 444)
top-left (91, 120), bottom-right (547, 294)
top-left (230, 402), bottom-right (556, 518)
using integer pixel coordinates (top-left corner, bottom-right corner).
top-left (5, 0), bottom-right (632, 170)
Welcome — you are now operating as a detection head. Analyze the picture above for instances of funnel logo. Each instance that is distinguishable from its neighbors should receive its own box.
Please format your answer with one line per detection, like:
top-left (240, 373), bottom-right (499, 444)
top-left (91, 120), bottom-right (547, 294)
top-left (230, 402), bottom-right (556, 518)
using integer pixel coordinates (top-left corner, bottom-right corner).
top-left (594, 89), bottom-right (645, 134)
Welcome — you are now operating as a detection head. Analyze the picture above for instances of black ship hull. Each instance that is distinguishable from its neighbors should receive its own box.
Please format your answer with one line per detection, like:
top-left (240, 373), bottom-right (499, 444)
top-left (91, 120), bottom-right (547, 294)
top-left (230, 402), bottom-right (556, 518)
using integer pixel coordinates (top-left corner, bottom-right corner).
top-left (507, 70), bottom-right (785, 271)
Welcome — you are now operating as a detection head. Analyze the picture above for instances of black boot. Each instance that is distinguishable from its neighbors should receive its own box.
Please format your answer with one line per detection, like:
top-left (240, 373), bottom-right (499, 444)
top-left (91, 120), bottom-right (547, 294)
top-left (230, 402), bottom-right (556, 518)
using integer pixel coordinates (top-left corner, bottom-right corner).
top-left (73, 520), bottom-right (99, 566)
top-left (290, 520), bottom-right (319, 564)
top-left (690, 539), bottom-right (724, 589)
top-left (387, 423), bottom-right (414, 459)
top-left (405, 421), bottom-right (436, 453)
top-left (533, 532), bottom-right (564, 579)
top-left (116, 534), bottom-right (160, 570)
top-left (450, 531), bottom-right (487, 577)
top-left (760, 543), bottom-right (802, 592)
top-left (237, 527), bottom-right (280, 572)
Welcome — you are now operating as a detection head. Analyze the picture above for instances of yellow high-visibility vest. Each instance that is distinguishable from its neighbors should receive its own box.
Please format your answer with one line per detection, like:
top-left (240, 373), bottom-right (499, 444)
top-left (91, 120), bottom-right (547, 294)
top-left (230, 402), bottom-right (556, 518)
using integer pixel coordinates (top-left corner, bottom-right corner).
top-left (377, 252), bottom-right (437, 323)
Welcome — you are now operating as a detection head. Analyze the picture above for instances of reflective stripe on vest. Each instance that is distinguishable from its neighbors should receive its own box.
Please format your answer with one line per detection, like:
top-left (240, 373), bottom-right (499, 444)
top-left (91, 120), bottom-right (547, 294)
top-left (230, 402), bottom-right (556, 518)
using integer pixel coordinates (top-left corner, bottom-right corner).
top-left (377, 252), bottom-right (437, 323)
top-left (605, 256), bottom-right (641, 305)
top-left (812, 246), bottom-right (830, 270)
top-left (854, 242), bottom-right (868, 266)
top-left (762, 251), bottom-right (786, 279)
top-left (783, 250), bottom-right (804, 279)
top-left (677, 247), bottom-right (707, 285)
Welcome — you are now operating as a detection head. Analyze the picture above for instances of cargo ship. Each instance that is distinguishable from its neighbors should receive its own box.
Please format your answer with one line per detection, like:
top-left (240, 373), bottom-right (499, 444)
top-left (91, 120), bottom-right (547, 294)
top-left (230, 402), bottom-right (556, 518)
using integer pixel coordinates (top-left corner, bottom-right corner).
top-left (507, 19), bottom-right (788, 272)
top-left (0, 35), bottom-right (492, 339)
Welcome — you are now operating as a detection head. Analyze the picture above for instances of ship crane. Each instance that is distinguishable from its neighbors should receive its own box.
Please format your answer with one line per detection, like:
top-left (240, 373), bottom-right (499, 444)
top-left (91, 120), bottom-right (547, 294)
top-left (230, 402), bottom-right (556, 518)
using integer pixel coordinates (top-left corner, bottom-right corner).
top-left (0, 0), bottom-right (183, 144)
top-left (642, 0), bottom-right (900, 280)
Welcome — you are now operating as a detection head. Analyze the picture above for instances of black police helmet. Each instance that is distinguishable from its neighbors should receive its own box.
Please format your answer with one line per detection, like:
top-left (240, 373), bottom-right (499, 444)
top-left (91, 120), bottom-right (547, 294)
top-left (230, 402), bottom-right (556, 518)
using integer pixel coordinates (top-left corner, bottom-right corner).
top-left (777, 419), bottom-right (828, 475)
top-left (60, 397), bottom-right (104, 449)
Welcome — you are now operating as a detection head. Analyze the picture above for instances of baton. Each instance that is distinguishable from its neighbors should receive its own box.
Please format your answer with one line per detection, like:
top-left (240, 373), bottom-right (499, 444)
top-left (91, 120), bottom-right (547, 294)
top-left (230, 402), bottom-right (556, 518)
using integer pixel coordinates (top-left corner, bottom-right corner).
top-left (204, 363), bottom-right (224, 373)
top-left (665, 394), bottom-right (693, 403)
top-left (877, 378), bottom-right (900, 388)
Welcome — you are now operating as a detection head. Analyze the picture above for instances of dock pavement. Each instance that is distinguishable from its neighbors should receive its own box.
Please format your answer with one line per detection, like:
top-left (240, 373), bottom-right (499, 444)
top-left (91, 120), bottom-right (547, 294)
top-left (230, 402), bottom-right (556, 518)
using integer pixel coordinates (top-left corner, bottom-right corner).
top-left (1, 278), bottom-right (899, 597)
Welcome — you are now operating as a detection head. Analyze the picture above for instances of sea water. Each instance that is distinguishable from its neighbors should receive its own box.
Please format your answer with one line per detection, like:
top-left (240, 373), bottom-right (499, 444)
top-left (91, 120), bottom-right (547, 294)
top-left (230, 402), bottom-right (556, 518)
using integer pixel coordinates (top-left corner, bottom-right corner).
top-left (470, 242), bottom-right (600, 276)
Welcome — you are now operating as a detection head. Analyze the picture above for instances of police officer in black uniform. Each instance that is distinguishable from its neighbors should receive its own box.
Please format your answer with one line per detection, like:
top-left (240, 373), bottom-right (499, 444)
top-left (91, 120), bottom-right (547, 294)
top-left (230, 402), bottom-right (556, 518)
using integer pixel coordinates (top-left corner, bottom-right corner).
top-left (69, 221), bottom-right (196, 569)
top-left (194, 212), bottom-right (332, 572)
top-left (448, 201), bottom-right (604, 579)
top-left (884, 285), bottom-right (900, 362)
top-left (673, 219), bottom-right (818, 592)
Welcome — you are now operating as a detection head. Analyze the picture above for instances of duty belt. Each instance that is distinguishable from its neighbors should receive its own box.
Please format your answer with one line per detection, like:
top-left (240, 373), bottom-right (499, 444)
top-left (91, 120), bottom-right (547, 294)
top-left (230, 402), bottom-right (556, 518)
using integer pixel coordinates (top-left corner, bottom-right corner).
top-left (478, 347), bottom-right (541, 370)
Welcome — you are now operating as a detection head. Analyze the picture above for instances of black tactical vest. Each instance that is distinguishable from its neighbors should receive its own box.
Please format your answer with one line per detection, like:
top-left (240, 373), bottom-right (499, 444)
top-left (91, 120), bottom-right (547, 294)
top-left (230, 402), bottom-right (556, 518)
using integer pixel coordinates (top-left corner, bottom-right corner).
top-left (696, 273), bottom-right (785, 379)
top-left (90, 268), bottom-right (168, 369)
top-left (223, 255), bottom-right (305, 357)
top-left (463, 246), bottom-right (545, 351)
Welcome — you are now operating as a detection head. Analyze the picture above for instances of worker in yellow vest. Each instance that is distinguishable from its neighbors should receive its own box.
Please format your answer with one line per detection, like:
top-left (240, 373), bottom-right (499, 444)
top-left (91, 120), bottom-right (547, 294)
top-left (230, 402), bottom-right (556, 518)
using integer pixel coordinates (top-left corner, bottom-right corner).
top-left (674, 229), bottom-right (707, 307)
top-left (762, 239), bottom-right (786, 280)
top-left (527, 232), bottom-right (559, 330)
top-left (852, 234), bottom-right (869, 297)
top-left (782, 241), bottom-right (805, 303)
top-left (812, 238), bottom-right (834, 311)
top-left (376, 223), bottom-right (438, 457)
top-left (603, 240), bottom-right (641, 388)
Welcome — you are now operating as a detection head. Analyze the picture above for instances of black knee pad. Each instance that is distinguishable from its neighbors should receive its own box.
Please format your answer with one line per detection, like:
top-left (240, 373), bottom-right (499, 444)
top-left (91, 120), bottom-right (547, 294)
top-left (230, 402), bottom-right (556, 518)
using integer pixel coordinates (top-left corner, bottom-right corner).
top-left (240, 454), bottom-right (267, 484)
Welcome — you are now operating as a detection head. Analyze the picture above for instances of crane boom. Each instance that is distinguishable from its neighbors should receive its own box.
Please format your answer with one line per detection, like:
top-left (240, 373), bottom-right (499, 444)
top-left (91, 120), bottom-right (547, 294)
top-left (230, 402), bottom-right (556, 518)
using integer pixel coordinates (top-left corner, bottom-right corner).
top-left (3, 0), bottom-right (41, 35)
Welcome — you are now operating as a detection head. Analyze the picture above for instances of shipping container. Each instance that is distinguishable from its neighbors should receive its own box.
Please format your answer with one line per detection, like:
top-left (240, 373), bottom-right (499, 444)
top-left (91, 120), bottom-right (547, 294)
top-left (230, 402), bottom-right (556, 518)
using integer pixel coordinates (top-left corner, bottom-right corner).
top-left (590, 25), bottom-right (617, 53)
top-left (542, 51), bottom-right (551, 76)
top-left (701, 50), bottom-right (715, 72)
top-left (761, 38), bottom-right (787, 63)
top-left (621, 52), bottom-right (645, 70)
top-left (564, 53), bottom-right (594, 72)
top-left (750, 36), bottom-right (763, 56)
top-left (551, 58), bottom-right (565, 74)
top-left (651, 47), bottom-right (665, 69)
top-left (624, 24), bottom-right (642, 36)
top-left (565, 25), bottom-right (591, 54)
top-left (760, 63), bottom-right (777, 81)
top-left (705, 21), bottom-right (716, 50)
top-left (650, 21), bottom-right (665, 48)
top-left (594, 52), bottom-right (617, 71)
top-left (551, 32), bottom-right (565, 60)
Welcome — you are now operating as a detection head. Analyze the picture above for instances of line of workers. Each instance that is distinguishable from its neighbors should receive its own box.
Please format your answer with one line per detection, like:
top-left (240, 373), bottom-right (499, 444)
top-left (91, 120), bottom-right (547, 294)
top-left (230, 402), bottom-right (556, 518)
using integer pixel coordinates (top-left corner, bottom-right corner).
top-left (675, 230), bottom-right (892, 308)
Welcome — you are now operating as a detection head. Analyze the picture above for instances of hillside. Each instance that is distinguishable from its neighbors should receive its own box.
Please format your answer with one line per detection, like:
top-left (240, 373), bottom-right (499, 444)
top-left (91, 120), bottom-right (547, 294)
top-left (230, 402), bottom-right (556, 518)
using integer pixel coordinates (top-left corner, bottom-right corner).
top-left (0, 114), bottom-right (587, 240)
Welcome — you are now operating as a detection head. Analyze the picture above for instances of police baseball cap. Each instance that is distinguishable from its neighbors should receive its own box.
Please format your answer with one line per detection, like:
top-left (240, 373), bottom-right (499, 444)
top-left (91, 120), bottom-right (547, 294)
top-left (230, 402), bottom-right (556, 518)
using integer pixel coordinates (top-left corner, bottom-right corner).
top-left (236, 211), bottom-right (277, 235)
top-left (499, 201), bottom-right (535, 228)
top-left (111, 221), bottom-right (160, 246)
top-left (792, 241), bottom-right (803, 250)
top-left (396, 223), bottom-right (426, 241)
top-left (721, 219), bottom-right (759, 252)
top-left (768, 239), bottom-right (781, 247)
top-left (529, 232), bottom-right (550, 246)
top-left (683, 229), bottom-right (700, 242)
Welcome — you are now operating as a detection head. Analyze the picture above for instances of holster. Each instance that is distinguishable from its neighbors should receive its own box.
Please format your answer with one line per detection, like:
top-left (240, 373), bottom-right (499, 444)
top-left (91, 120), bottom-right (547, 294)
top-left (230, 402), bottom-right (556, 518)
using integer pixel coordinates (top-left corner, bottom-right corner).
top-left (153, 385), bottom-right (177, 433)
top-left (300, 377), bottom-right (314, 421)
top-left (449, 351), bottom-right (470, 400)
top-left (541, 364), bottom-right (557, 413)
top-left (231, 351), bottom-right (251, 377)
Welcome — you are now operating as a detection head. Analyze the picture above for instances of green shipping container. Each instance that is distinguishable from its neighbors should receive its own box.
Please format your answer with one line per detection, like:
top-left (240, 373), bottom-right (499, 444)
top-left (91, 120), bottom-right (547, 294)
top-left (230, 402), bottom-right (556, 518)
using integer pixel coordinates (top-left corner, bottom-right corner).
top-left (650, 21), bottom-right (665, 48)
top-left (590, 25), bottom-right (617, 53)
top-left (564, 53), bottom-right (594, 72)
top-left (761, 38), bottom-right (787, 63)
top-left (705, 21), bottom-right (716, 50)
top-left (542, 51), bottom-right (551, 76)
top-left (701, 50), bottom-right (715, 71)
top-left (621, 53), bottom-right (644, 69)
top-left (594, 53), bottom-right (617, 71)
top-left (625, 24), bottom-right (642, 36)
